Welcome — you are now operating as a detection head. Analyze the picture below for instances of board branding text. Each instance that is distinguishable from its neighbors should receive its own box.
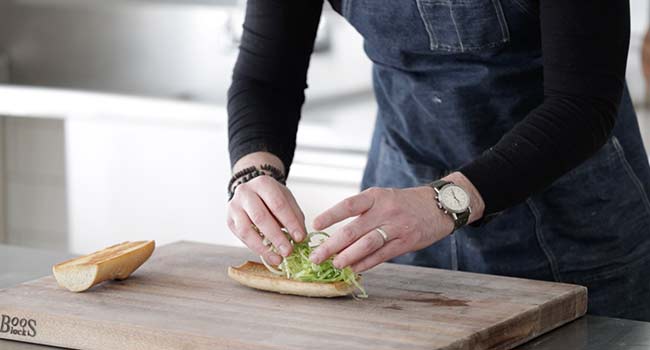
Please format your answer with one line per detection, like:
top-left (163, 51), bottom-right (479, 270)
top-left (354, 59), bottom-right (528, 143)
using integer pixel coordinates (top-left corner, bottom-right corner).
top-left (0, 314), bottom-right (37, 337)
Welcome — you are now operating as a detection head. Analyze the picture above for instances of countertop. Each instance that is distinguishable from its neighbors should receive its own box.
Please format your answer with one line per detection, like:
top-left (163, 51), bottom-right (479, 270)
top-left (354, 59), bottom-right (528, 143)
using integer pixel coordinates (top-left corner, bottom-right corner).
top-left (1, 244), bottom-right (649, 350)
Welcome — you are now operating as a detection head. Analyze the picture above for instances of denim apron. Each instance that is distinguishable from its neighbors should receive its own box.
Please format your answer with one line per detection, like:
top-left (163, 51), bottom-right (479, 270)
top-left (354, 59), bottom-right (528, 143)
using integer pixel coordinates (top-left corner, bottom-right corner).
top-left (336, 0), bottom-right (650, 321)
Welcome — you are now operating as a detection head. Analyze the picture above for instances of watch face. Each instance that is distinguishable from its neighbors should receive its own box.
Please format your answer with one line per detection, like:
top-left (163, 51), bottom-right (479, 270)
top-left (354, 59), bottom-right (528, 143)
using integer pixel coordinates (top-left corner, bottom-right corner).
top-left (438, 185), bottom-right (470, 213)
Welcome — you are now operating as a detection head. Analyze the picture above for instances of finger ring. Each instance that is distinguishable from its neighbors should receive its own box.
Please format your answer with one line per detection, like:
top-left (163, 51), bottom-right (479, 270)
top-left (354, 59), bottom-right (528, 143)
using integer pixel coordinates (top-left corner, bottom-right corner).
top-left (375, 227), bottom-right (389, 243)
top-left (251, 224), bottom-right (262, 236)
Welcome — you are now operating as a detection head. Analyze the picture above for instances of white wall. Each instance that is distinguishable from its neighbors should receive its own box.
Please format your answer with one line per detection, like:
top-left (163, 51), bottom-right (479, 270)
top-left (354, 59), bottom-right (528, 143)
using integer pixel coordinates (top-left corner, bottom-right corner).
top-left (631, 0), bottom-right (649, 35)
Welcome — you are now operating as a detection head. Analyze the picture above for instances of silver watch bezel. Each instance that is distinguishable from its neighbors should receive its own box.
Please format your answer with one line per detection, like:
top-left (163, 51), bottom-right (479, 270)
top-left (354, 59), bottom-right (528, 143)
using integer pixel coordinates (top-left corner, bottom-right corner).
top-left (435, 184), bottom-right (471, 214)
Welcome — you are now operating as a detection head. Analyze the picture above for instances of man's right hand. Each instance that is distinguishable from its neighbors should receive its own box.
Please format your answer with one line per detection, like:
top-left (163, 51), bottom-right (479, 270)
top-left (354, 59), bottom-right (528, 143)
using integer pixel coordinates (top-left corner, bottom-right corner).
top-left (226, 152), bottom-right (306, 266)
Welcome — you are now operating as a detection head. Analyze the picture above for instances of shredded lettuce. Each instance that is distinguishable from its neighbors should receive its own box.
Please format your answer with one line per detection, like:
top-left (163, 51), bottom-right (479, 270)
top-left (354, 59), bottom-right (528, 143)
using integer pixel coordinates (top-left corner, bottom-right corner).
top-left (260, 231), bottom-right (367, 298)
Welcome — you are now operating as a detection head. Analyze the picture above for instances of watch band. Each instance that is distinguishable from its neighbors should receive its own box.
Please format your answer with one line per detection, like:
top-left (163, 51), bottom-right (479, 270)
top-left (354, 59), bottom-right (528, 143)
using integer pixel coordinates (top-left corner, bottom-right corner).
top-left (429, 180), bottom-right (471, 230)
top-left (429, 179), bottom-right (450, 190)
top-left (451, 206), bottom-right (471, 229)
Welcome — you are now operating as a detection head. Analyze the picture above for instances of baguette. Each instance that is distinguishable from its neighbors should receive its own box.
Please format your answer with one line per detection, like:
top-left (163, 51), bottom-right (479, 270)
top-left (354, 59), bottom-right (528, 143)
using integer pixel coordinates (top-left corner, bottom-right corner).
top-left (228, 261), bottom-right (356, 298)
top-left (52, 241), bottom-right (155, 292)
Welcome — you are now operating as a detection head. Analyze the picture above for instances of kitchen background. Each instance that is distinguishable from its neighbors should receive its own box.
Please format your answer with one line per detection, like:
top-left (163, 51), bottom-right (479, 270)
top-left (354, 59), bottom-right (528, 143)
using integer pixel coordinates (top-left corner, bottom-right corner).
top-left (0, 0), bottom-right (647, 255)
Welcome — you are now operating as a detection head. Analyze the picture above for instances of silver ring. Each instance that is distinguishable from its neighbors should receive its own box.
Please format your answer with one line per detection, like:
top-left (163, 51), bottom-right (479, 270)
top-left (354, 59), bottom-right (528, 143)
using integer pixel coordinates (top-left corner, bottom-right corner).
top-left (251, 224), bottom-right (262, 236)
top-left (375, 227), bottom-right (389, 243)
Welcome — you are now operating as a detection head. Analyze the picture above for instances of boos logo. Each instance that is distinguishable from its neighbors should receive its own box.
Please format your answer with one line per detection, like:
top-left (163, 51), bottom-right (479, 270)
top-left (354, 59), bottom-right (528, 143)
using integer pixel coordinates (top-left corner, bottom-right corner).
top-left (0, 315), bottom-right (37, 337)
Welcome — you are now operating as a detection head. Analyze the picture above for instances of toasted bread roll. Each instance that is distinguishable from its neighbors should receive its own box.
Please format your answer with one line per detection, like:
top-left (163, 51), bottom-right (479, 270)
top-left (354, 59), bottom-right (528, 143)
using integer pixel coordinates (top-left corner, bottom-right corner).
top-left (228, 261), bottom-right (356, 298)
top-left (53, 241), bottom-right (155, 292)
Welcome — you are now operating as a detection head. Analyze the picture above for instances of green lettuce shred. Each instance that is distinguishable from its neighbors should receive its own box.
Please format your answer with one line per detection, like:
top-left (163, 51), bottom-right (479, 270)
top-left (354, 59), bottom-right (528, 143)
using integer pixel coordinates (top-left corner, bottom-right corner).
top-left (262, 231), bottom-right (367, 298)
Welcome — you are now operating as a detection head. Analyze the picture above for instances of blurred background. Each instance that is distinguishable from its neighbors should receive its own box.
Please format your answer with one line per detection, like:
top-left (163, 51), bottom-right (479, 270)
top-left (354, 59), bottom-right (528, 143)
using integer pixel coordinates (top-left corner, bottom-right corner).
top-left (0, 0), bottom-right (647, 255)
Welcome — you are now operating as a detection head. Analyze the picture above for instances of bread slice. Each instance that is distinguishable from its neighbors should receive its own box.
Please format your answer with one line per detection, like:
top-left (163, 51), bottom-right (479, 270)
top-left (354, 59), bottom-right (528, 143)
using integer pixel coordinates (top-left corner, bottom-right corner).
top-left (228, 261), bottom-right (356, 298)
top-left (52, 241), bottom-right (155, 292)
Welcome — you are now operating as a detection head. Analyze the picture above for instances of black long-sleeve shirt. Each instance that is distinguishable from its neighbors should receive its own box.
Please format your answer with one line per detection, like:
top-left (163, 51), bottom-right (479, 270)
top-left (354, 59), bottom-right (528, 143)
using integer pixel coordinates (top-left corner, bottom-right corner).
top-left (228, 0), bottom-right (630, 216)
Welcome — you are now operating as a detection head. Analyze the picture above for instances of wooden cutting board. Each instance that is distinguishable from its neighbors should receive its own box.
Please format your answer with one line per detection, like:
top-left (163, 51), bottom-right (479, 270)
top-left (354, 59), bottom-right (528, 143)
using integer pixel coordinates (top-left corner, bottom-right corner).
top-left (0, 241), bottom-right (586, 350)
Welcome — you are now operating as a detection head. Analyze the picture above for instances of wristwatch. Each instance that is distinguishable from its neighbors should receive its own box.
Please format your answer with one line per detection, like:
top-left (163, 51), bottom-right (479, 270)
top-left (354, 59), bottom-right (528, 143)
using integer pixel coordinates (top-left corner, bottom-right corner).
top-left (428, 180), bottom-right (472, 230)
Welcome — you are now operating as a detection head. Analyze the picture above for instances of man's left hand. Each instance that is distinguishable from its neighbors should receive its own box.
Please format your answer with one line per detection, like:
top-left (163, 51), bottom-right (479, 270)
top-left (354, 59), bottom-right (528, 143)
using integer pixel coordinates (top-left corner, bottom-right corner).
top-left (310, 172), bottom-right (484, 272)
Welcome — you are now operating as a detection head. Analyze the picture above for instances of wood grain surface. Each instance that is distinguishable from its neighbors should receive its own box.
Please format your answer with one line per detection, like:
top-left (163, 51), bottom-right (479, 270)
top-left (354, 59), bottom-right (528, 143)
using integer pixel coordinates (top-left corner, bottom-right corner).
top-left (0, 241), bottom-right (587, 350)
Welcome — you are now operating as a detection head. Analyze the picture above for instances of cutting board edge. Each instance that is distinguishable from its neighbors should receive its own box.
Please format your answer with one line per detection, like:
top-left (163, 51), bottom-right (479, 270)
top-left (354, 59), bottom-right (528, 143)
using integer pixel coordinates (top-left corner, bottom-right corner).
top-left (511, 286), bottom-right (588, 350)
top-left (0, 303), bottom-right (276, 350)
top-left (445, 285), bottom-right (588, 350)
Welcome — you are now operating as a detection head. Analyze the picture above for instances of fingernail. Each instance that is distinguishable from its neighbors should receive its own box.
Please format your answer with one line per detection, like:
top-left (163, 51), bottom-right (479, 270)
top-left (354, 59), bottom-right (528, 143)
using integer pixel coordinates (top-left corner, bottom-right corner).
top-left (292, 230), bottom-right (304, 242)
top-left (269, 254), bottom-right (282, 265)
top-left (310, 252), bottom-right (320, 264)
top-left (312, 219), bottom-right (322, 230)
top-left (333, 259), bottom-right (343, 269)
top-left (279, 244), bottom-right (291, 257)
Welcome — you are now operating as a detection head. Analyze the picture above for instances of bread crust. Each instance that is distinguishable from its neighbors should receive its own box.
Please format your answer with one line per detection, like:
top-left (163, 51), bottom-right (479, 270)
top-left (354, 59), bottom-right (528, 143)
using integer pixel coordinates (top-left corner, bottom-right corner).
top-left (228, 261), bottom-right (356, 298)
top-left (52, 241), bottom-right (155, 292)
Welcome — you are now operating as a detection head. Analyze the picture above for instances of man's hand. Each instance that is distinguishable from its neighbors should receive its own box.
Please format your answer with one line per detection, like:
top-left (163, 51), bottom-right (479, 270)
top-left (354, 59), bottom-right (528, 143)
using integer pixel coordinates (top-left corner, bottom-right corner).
top-left (309, 172), bottom-right (484, 272)
top-left (226, 152), bottom-right (307, 265)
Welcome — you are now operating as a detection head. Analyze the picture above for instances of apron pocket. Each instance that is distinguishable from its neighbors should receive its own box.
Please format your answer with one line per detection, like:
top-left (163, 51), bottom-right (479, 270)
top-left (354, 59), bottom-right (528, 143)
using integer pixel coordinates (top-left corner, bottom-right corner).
top-left (416, 0), bottom-right (510, 53)
top-left (532, 136), bottom-right (650, 281)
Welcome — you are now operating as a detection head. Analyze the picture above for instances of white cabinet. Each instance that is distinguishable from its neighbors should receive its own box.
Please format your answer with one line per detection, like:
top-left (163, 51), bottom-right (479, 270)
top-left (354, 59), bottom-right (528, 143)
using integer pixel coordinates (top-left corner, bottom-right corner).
top-left (62, 97), bottom-right (376, 254)
top-left (65, 117), bottom-right (235, 253)
top-left (4, 118), bottom-right (67, 250)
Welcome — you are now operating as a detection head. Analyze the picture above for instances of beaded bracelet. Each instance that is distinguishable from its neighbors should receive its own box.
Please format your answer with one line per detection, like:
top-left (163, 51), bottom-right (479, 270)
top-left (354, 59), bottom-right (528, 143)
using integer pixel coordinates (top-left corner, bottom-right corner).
top-left (227, 164), bottom-right (286, 200)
